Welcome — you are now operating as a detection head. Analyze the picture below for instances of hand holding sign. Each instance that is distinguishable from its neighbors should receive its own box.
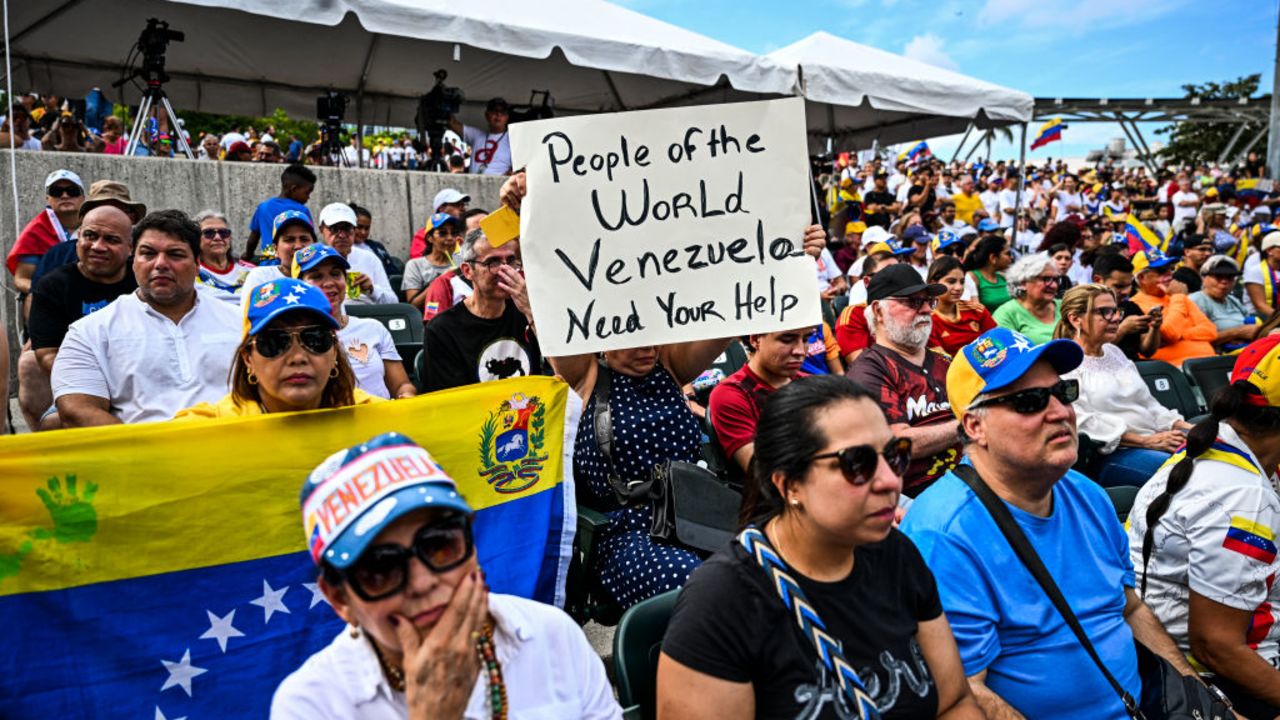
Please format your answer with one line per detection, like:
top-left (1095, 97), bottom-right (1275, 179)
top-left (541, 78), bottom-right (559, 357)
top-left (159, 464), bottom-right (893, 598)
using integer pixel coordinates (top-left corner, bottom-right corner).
top-left (510, 97), bottom-right (820, 356)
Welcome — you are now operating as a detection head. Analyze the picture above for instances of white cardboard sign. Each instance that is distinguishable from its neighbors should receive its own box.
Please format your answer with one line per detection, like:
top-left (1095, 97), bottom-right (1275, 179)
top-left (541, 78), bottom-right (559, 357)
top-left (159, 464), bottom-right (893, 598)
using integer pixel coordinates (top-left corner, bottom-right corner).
top-left (510, 97), bottom-right (820, 356)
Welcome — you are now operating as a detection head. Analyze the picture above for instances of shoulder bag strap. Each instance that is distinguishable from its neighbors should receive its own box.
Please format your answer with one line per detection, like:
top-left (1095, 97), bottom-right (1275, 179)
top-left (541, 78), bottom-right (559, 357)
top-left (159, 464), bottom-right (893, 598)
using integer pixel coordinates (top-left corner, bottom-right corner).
top-left (591, 361), bottom-right (652, 505)
top-left (952, 464), bottom-right (1144, 720)
top-left (737, 527), bottom-right (881, 720)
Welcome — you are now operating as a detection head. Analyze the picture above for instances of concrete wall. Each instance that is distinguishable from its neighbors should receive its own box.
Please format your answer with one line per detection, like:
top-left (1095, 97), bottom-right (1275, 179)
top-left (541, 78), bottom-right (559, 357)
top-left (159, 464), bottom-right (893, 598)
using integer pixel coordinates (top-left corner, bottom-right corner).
top-left (0, 150), bottom-right (504, 395)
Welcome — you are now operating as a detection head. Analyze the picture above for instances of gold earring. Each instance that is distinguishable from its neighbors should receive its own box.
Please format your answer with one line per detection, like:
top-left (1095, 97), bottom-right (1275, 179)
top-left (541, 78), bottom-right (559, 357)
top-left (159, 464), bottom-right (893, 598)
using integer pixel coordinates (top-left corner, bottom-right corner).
top-left (348, 623), bottom-right (360, 639)
top-left (247, 370), bottom-right (257, 385)
top-left (330, 366), bottom-right (340, 379)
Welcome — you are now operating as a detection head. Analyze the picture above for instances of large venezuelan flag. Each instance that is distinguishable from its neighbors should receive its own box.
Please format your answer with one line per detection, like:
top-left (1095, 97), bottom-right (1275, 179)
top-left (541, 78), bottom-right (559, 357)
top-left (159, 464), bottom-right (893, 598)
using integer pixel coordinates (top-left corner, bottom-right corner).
top-left (1125, 213), bottom-right (1168, 254)
top-left (0, 376), bottom-right (580, 718)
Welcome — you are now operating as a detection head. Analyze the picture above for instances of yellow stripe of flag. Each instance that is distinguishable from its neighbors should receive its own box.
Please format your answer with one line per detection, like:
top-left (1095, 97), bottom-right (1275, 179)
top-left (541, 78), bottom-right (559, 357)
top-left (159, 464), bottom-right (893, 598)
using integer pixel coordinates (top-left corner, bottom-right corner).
top-left (1230, 514), bottom-right (1276, 541)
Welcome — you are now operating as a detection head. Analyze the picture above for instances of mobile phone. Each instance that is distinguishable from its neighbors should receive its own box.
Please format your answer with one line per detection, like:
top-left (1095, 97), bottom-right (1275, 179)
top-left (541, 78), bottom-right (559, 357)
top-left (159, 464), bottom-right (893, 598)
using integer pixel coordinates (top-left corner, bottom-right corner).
top-left (1148, 306), bottom-right (1163, 318)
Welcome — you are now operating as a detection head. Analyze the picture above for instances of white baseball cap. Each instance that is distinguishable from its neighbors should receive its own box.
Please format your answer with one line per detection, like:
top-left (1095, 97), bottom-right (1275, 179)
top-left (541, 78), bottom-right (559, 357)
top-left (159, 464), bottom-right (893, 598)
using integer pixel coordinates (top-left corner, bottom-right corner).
top-left (433, 188), bottom-right (470, 211)
top-left (1262, 231), bottom-right (1280, 252)
top-left (45, 169), bottom-right (84, 191)
top-left (318, 202), bottom-right (357, 228)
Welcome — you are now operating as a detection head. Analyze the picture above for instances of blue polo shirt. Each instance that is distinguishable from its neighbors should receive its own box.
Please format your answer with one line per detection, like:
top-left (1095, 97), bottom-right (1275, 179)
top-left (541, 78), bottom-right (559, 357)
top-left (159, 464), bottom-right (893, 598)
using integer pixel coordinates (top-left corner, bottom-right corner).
top-left (901, 467), bottom-right (1140, 720)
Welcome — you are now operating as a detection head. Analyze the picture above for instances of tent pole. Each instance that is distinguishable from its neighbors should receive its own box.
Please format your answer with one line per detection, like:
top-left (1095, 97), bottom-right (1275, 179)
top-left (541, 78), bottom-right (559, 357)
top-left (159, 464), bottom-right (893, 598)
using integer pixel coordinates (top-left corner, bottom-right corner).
top-left (950, 123), bottom-right (974, 164)
top-left (1012, 122), bottom-right (1027, 252)
top-left (1218, 121), bottom-right (1250, 165)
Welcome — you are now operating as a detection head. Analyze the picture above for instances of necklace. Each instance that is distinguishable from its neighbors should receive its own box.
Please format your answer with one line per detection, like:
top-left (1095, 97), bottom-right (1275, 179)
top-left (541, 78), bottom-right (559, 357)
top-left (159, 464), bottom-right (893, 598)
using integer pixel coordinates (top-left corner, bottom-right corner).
top-left (370, 623), bottom-right (508, 719)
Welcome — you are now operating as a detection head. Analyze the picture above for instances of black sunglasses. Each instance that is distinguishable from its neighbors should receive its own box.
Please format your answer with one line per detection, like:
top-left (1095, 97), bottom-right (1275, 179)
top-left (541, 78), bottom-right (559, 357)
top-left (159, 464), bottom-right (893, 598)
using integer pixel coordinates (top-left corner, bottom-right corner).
top-left (810, 437), bottom-right (913, 485)
top-left (252, 326), bottom-right (336, 359)
top-left (201, 228), bottom-right (232, 240)
top-left (970, 378), bottom-right (1079, 414)
top-left (344, 515), bottom-right (474, 601)
top-left (48, 184), bottom-right (82, 198)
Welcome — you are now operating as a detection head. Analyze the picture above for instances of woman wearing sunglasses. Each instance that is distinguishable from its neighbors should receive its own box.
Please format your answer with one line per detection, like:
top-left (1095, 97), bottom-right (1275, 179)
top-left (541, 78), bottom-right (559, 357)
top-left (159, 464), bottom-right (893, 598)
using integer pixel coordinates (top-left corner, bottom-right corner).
top-left (175, 278), bottom-right (378, 418)
top-left (659, 375), bottom-right (981, 719)
top-left (272, 433), bottom-right (622, 719)
top-left (992, 252), bottom-right (1062, 344)
top-left (193, 210), bottom-right (254, 299)
top-left (1054, 284), bottom-right (1192, 487)
top-left (294, 244), bottom-right (416, 400)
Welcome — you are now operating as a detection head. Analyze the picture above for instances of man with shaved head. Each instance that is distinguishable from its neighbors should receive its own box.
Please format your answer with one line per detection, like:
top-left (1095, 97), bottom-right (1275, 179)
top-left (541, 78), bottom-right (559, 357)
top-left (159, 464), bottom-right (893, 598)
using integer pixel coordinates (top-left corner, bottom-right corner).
top-left (25, 203), bottom-right (138, 430)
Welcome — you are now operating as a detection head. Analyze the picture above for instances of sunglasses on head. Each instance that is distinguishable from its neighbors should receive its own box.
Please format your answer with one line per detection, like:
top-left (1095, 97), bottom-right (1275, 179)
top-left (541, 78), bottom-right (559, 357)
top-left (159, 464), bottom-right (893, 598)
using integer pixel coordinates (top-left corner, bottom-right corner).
top-left (48, 184), bottom-right (82, 198)
top-left (344, 515), bottom-right (474, 601)
top-left (810, 437), bottom-right (913, 485)
top-left (252, 326), bottom-right (336, 359)
top-left (970, 378), bottom-right (1079, 414)
top-left (201, 228), bottom-right (232, 240)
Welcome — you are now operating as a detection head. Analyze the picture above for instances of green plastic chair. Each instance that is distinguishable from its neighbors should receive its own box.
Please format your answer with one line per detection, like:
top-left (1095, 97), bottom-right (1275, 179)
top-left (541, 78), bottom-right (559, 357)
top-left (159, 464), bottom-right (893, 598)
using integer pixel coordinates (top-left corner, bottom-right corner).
top-left (1105, 485), bottom-right (1141, 524)
top-left (613, 588), bottom-right (681, 720)
top-left (1135, 359), bottom-right (1206, 419)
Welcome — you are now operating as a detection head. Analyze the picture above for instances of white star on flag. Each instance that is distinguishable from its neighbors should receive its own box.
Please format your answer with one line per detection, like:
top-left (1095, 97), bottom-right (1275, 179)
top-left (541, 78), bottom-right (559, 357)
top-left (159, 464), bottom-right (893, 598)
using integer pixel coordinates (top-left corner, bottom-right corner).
top-left (199, 609), bottom-right (245, 653)
top-left (283, 292), bottom-right (302, 305)
top-left (304, 582), bottom-right (329, 609)
top-left (160, 649), bottom-right (208, 697)
top-left (250, 579), bottom-right (291, 623)
top-left (155, 707), bottom-right (187, 720)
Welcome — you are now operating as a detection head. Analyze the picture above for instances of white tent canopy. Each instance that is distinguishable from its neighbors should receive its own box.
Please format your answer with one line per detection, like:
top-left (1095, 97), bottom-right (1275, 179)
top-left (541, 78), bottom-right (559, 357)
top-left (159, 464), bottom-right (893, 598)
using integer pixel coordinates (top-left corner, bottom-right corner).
top-left (8, 0), bottom-right (797, 129)
top-left (769, 31), bottom-right (1034, 152)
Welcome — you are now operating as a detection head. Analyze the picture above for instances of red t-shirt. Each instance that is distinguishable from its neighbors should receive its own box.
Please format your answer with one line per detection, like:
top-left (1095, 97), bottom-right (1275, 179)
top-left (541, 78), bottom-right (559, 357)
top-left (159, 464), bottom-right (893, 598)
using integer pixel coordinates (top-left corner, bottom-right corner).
top-left (709, 365), bottom-right (797, 460)
top-left (835, 303), bottom-right (873, 357)
top-left (929, 307), bottom-right (996, 357)
top-left (845, 344), bottom-right (958, 495)
top-left (422, 268), bottom-right (459, 322)
top-left (410, 226), bottom-right (429, 259)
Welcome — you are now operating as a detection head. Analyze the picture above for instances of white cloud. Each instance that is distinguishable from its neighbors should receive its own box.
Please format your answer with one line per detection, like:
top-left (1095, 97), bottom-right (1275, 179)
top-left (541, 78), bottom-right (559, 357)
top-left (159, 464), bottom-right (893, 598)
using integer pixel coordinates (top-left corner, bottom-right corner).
top-left (977, 0), bottom-right (1188, 34)
top-left (903, 34), bottom-right (958, 70)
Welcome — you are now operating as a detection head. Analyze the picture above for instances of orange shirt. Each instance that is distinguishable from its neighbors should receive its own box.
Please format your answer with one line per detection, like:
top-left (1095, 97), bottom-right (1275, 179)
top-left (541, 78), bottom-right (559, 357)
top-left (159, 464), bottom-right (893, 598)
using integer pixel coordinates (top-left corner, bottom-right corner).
top-left (1130, 291), bottom-right (1217, 367)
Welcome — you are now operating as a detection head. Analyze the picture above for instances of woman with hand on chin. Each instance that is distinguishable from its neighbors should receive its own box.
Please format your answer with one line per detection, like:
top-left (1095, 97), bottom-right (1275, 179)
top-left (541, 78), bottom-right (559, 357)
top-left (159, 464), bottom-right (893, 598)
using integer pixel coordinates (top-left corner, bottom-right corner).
top-left (175, 278), bottom-right (379, 418)
top-left (271, 433), bottom-right (622, 719)
top-left (659, 375), bottom-right (981, 719)
top-left (294, 244), bottom-right (416, 400)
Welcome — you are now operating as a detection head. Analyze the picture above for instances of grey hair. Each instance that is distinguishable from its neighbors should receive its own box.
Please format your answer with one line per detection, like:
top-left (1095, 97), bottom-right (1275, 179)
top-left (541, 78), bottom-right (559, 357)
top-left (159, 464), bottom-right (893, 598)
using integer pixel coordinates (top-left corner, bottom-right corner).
top-left (864, 303), bottom-right (877, 335)
top-left (956, 404), bottom-right (988, 446)
top-left (192, 209), bottom-right (229, 226)
top-left (1005, 251), bottom-right (1054, 299)
top-left (459, 228), bottom-right (486, 263)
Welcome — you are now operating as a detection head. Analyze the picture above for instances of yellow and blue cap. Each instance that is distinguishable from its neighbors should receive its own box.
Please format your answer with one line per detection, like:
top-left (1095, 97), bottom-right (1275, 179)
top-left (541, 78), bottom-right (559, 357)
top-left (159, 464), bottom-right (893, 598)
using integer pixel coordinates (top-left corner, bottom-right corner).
top-left (947, 327), bottom-right (1083, 419)
top-left (242, 278), bottom-right (339, 337)
top-left (291, 243), bottom-right (349, 278)
top-left (300, 432), bottom-right (472, 568)
top-left (1131, 246), bottom-right (1178, 274)
top-left (1230, 335), bottom-right (1280, 408)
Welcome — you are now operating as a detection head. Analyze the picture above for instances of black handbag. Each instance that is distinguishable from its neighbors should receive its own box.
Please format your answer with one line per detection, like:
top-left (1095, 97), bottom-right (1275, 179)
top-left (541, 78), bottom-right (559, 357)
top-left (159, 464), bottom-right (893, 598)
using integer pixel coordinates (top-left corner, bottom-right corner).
top-left (592, 362), bottom-right (741, 554)
top-left (952, 465), bottom-right (1235, 720)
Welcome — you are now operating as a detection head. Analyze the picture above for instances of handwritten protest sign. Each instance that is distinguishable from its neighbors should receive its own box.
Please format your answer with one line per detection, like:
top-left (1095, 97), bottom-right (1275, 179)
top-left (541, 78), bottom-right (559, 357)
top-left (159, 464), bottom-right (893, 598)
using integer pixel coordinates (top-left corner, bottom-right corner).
top-left (510, 97), bottom-right (819, 356)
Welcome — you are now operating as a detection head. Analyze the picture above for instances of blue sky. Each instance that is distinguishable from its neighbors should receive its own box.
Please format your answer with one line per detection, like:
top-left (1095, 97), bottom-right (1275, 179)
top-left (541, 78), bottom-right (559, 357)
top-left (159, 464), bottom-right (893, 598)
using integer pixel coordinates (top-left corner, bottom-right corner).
top-left (617, 0), bottom-right (1277, 162)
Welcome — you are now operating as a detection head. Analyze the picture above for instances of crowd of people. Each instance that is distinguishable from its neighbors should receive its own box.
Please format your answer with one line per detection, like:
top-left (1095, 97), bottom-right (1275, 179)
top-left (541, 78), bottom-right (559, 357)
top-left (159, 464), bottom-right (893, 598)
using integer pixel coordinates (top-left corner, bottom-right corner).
top-left (3, 130), bottom-right (1279, 718)
top-left (0, 91), bottom-right (514, 174)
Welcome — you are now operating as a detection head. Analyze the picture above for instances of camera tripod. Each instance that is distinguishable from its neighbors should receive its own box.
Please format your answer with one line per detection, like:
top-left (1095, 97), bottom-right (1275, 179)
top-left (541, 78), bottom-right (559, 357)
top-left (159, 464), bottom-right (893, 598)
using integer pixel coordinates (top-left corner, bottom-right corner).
top-left (125, 79), bottom-right (194, 159)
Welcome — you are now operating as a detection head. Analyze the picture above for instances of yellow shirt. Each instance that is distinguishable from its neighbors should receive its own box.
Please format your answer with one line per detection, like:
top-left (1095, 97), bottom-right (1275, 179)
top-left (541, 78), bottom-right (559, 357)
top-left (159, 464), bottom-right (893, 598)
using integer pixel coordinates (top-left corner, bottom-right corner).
top-left (174, 388), bottom-right (382, 419)
top-left (953, 192), bottom-right (984, 227)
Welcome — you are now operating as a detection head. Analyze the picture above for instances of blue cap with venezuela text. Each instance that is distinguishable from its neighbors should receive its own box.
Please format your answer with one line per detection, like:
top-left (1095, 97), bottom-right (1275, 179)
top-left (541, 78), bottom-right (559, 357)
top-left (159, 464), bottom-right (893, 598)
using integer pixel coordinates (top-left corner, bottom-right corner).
top-left (946, 327), bottom-right (1083, 420)
top-left (300, 433), bottom-right (472, 568)
top-left (291, 243), bottom-right (350, 278)
top-left (272, 209), bottom-right (316, 243)
top-left (242, 277), bottom-right (338, 337)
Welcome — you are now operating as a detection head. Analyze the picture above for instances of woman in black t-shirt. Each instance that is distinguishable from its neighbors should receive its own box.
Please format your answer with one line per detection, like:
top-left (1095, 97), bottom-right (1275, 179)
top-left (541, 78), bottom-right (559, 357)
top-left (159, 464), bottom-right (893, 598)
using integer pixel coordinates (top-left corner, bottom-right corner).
top-left (658, 375), bottom-right (980, 719)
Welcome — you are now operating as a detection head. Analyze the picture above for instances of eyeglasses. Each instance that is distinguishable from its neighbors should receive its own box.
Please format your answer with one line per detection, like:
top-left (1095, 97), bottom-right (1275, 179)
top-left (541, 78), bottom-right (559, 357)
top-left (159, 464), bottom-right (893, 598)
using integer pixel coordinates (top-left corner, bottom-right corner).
top-left (252, 326), bottom-right (336, 358)
top-left (888, 295), bottom-right (938, 312)
top-left (1091, 306), bottom-right (1121, 321)
top-left (48, 185), bottom-right (82, 198)
top-left (970, 378), bottom-right (1080, 414)
top-left (1033, 274), bottom-right (1060, 285)
top-left (344, 515), bottom-right (474, 601)
top-left (201, 228), bottom-right (232, 240)
top-left (810, 437), bottom-right (913, 485)
top-left (471, 256), bottom-right (522, 271)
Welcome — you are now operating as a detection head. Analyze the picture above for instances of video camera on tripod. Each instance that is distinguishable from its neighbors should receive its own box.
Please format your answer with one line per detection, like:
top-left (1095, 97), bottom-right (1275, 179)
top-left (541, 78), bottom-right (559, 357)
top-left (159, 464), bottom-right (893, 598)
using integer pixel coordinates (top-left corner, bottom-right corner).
top-left (316, 91), bottom-right (350, 165)
top-left (415, 69), bottom-right (464, 172)
top-left (115, 17), bottom-right (194, 159)
top-left (115, 18), bottom-right (185, 88)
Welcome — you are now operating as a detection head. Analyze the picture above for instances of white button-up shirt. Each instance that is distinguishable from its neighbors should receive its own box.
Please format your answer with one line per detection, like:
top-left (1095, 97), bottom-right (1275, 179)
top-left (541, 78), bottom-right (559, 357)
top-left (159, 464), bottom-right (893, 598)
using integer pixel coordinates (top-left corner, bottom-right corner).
top-left (271, 593), bottom-right (622, 720)
top-left (52, 286), bottom-right (242, 423)
top-left (347, 244), bottom-right (397, 305)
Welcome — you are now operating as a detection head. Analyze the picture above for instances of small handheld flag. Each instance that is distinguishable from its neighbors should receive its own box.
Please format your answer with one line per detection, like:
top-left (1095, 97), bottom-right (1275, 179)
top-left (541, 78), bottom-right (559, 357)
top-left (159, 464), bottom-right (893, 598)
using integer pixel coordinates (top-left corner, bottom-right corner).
top-left (1030, 118), bottom-right (1065, 151)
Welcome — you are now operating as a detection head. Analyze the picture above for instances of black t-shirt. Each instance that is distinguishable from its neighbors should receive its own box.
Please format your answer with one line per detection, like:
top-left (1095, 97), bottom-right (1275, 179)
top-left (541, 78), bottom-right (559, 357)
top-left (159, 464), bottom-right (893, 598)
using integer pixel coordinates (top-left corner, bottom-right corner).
top-left (1115, 299), bottom-right (1147, 362)
top-left (423, 299), bottom-right (541, 392)
top-left (862, 190), bottom-right (897, 228)
top-left (907, 185), bottom-right (936, 214)
top-left (27, 263), bottom-right (137, 350)
top-left (1172, 265), bottom-right (1202, 294)
top-left (663, 529), bottom-right (942, 719)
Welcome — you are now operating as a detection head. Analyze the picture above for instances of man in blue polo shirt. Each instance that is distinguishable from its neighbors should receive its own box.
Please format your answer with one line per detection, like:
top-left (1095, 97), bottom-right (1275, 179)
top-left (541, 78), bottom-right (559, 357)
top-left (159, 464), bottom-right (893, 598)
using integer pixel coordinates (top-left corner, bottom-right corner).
top-left (901, 327), bottom-right (1195, 719)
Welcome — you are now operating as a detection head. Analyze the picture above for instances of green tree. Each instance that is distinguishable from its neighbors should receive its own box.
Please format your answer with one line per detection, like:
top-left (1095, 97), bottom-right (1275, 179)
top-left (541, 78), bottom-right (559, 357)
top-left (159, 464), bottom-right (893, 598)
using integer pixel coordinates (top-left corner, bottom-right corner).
top-left (1156, 74), bottom-right (1264, 166)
